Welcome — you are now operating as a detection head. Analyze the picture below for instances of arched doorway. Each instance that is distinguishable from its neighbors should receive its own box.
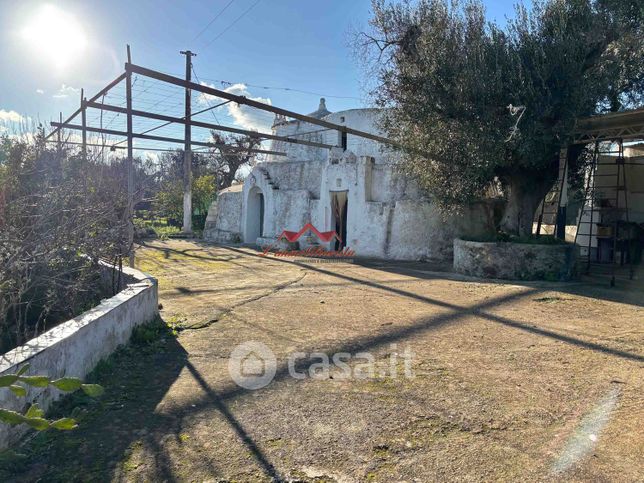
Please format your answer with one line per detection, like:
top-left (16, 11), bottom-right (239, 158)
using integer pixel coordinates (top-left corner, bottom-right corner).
top-left (246, 186), bottom-right (264, 243)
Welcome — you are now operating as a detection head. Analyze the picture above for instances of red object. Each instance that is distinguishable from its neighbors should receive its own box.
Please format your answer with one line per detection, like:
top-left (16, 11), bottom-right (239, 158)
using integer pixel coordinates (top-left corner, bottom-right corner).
top-left (278, 223), bottom-right (340, 243)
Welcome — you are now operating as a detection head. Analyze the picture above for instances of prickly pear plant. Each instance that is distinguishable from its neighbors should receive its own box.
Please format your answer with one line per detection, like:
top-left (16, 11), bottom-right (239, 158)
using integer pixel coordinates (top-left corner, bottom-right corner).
top-left (0, 363), bottom-right (104, 431)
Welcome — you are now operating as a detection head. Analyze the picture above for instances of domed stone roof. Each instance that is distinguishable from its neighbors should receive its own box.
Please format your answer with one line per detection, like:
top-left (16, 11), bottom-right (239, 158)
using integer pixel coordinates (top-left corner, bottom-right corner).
top-left (307, 98), bottom-right (331, 119)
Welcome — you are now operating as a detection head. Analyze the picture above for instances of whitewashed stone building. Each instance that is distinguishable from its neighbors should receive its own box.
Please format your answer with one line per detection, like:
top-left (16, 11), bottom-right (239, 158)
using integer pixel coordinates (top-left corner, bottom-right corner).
top-left (204, 99), bottom-right (490, 260)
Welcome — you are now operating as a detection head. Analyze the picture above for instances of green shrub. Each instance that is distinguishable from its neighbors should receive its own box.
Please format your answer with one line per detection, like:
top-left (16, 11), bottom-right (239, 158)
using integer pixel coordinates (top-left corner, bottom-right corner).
top-left (0, 364), bottom-right (104, 432)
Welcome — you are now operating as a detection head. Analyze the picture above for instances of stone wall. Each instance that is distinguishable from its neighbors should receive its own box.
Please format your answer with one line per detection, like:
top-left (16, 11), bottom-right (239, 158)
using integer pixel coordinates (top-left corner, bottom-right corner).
top-left (203, 186), bottom-right (243, 243)
top-left (453, 238), bottom-right (578, 281)
top-left (0, 262), bottom-right (158, 449)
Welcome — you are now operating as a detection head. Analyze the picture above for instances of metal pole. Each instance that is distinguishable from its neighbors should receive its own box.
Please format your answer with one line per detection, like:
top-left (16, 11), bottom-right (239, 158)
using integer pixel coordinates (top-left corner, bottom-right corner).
top-left (180, 50), bottom-right (196, 234)
top-left (126, 45), bottom-right (135, 268)
top-left (80, 88), bottom-right (87, 161)
top-left (57, 112), bottom-right (62, 154)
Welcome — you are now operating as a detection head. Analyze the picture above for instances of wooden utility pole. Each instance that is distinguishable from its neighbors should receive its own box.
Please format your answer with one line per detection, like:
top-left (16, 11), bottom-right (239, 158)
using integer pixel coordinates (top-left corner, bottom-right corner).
top-left (57, 112), bottom-right (62, 154)
top-left (125, 45), bottom-right (135, 267)
top-left (180, 50), bottom-right (196, 234)
top-left (80, 88), bottom-right (87, 161)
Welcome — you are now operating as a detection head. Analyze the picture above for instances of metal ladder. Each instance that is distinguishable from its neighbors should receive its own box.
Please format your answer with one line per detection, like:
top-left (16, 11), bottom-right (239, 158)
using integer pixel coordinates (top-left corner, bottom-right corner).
top-left (573, 139), bottom-right (634, 286)
top-left (535, 152), bottom-right (568, 238)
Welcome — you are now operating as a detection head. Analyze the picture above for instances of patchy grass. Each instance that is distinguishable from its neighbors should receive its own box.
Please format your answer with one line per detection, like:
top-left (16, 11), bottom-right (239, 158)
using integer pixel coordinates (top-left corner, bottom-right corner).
top-left (134, 217), bottom-right (181, 241)
top-left (0, 316), bottom-right (183, 482)
top-left (135, 243), bottom-right (229, 278)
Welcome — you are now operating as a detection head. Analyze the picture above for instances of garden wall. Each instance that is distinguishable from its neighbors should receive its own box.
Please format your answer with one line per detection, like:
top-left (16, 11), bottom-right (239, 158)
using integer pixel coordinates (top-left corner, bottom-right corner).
top-left (453, 238), bottom-right (578, 281)
top-left (0, 262), bottom-right (158, 449)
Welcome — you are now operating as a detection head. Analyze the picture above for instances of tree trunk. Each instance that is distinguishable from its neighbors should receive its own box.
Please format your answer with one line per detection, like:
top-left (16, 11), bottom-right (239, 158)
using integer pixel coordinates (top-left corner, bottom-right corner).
top-left (499, 175), bottom-right (553, 238)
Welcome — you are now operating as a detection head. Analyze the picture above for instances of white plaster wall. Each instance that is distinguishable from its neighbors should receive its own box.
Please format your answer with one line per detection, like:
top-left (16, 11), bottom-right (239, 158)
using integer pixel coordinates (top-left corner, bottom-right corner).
top-left (264, 159), bottom-right (325, 197)
top-left (270, 190), bottom-right (311, 236)
top-left (0, 263), bottom-right (158, 450)
top-left (268, 108), bottom-right (399, 165)
top-left (370, 164), bottom-right (422, 202)
top-left (388, 200), bottom-right (442, 260)
top-left (203, 187), bottom-right (243, 243)
top-left (268, 120), bottom-right (328, 163)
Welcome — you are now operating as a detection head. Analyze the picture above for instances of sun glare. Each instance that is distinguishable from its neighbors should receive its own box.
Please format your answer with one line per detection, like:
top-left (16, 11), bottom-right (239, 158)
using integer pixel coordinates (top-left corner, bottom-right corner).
top-left (21, 4), bottom-right (87, 71)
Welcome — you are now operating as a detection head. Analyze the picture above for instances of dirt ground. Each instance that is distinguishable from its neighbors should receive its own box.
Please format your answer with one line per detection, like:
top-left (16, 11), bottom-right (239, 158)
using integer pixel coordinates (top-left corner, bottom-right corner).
top-left (7, 239), bottom-right (644, 482)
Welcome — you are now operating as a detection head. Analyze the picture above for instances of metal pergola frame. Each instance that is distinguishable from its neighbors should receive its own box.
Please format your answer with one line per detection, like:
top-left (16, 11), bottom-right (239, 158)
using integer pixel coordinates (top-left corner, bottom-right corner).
top-left (46, 46), bottom-right (401, 267)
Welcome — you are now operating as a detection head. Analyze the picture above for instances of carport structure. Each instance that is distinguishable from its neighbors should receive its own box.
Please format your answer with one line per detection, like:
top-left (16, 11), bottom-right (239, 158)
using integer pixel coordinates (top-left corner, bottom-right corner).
top-left (535, 107), bottom-right (644, 285)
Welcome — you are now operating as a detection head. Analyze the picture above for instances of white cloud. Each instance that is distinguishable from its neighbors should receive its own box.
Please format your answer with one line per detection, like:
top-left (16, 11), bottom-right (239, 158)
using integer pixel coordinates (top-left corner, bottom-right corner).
top-left (53, 84), bottom-right (80, 99)
top-left (197, 82), bottom-right (273, 132)
top-left (36, 89), bottom-right (45, 95)
top-left (0, 109), bottom-right (25, 123)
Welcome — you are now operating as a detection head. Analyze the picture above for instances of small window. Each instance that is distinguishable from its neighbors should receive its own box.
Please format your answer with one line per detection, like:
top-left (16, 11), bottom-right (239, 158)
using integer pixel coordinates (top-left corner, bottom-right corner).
top-left (340, 116), bottom-right (345, 123)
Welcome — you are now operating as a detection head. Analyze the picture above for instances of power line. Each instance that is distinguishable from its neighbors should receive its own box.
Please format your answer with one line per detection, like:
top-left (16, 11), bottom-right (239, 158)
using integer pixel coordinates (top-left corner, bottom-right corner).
top-left (163, 69), bottom-right (362, 102)
top-left (192, 0), bottom-right (237, 42)
top-left (204, 0), bottom-right (262, 47)
top-left (198, 77), bottom-right (362, 101)
top-left (192, 66), bottom-right (224, 126)
top-left (181, 72), bottom-right (363, 101)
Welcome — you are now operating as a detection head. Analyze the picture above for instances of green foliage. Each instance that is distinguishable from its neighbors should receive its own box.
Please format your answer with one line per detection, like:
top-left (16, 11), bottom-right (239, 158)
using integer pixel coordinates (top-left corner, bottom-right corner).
top-left (154, 179), bottom-right (184, 222)
top-left (132, 316), bottom-right (178, 344)
top-left (133, 216), bottom-right (180, 240)
top-left (51, 377), bottom-right (82, 392)
top-left (148, 140), bottom-right (257, 232)
top-left (8, 386), bottom-right (26, 397)
top-left (193, 174), bottom-right (217, 216)
top-left (360, 0), bottom-right (643, 235)
top-left (153, 174), bottom-right (216, 231)
top-left (0, 363), bottom-right (103, 432)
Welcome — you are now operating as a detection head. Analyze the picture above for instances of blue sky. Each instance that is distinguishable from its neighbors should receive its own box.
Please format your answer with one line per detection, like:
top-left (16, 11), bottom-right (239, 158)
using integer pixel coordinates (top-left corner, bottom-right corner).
top-left (0, 0), bottom-right (526, 149)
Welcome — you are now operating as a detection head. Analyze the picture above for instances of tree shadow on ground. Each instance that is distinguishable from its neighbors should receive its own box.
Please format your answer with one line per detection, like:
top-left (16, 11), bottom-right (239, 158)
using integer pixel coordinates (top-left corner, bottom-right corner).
top-left (169, 278), bottom-right (643, 481)
top-left (1, 318), bottom-right (188, 483)
top-left (198, 240), bottom-right (642, 307)
top-left (359, 258), bottom-right (644, 307)
top-left (7, 243), bottom-right (641, 482)
top-left (215, 244), bottom-right (644, 364)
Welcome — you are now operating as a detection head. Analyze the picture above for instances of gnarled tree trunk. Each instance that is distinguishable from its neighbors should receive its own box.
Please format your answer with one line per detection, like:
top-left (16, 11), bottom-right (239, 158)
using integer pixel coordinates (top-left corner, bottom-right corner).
top-left (499, 174), bottom-right (554, 238)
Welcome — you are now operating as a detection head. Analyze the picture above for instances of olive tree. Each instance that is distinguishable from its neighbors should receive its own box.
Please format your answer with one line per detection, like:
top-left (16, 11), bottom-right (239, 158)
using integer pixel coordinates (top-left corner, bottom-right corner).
top-left (357, 0), bottom-right (643, 236)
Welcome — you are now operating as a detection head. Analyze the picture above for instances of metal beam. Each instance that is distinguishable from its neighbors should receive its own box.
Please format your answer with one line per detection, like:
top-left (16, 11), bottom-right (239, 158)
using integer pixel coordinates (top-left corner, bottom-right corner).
top-left (571, 125), bottom-right (644, 144)
top-left (86, 101), bottom-right (336, 150)
top-left (573, 107), bottom-right (644, 144)
top-left (49, 122), bottom-right (286, 156)
top-left (126, 62), bottom-right (401, 148)
top-left (45, 72), bottom-right (127, 141)
top-left (45, 139), bottom-right (208, 153)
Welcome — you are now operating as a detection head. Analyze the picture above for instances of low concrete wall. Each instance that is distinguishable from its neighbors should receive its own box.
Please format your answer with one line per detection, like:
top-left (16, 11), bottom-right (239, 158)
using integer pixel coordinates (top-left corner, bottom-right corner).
top-left (0, 262), bottom-right (158, 449)
top-left (453, 238), bottom-right (578, 281)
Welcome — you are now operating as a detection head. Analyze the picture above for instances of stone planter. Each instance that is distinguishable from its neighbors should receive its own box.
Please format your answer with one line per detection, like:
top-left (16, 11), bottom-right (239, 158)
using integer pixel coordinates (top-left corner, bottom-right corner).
top-left (453, 238), bottom-right (578, 281)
